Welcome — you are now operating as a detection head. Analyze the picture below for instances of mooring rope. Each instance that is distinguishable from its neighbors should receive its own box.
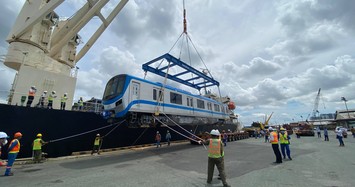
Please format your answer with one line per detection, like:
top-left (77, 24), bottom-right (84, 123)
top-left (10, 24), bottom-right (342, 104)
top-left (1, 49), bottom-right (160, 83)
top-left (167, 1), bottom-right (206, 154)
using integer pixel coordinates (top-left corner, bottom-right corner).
top-left (161, 112), bottom-right (204, 141)
top-left (48, 120), bottom-right (125, 143)
top-left (152, 115), bottom-right (203, 146)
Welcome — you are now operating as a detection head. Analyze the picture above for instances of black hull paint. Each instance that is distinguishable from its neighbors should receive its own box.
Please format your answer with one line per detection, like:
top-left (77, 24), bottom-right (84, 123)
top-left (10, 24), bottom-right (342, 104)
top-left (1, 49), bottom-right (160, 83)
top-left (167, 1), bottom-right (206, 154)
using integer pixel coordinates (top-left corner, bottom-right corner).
top-left (0, 104), bottom-right (238, 158)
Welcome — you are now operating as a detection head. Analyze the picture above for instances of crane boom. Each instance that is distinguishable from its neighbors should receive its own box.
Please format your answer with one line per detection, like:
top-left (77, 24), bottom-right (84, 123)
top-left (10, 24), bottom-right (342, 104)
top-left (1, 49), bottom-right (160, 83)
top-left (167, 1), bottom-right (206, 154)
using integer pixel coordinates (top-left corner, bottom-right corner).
top-left (312, 88), bottom-right (321, 118)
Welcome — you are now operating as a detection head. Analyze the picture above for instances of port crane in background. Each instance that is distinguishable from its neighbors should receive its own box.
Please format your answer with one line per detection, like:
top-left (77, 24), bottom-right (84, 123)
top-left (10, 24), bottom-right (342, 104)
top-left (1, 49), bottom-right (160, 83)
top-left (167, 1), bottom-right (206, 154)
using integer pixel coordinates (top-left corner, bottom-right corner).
top-left (309, 88), bottom-right (322, 121)
top-left (260, 112), bottom-right (274, 130)
top-left (3, 0), bottom-right (128, 109)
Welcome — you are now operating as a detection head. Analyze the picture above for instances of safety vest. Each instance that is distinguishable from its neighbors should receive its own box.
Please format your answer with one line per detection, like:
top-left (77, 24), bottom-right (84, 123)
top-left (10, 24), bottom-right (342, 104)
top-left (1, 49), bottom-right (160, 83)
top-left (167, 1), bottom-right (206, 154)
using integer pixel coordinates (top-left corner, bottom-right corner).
top-left (28, 89), bottom-right (35, 96)
top-left (9, 139), bottom-right (20, 153)
top-left (94, 137), bottom-right (100, 146)
top-left (79, 100), bottom-right (83, 106)
top-left (270, 132), bottom-right (279, 144)
top-left (33, 138), bottom-right (42, 150)
top-left (279, 133), bottom-right (289, 144)
top-left (61, 96), bottom-right (68, 102)
top-left (48, 94), bottom-right (54, 101)
top-left (208, 139), bottom-right (224, 158)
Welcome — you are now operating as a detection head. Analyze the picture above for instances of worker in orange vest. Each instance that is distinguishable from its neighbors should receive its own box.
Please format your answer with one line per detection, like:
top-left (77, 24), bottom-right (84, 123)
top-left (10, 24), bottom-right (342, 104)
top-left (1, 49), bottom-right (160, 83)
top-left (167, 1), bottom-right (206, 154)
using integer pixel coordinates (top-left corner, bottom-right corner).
top-left (4, 132), bottom-right (22, 176)
top-left (269, 127), bottom-right (282, 164)
top-left (155, 131), bottom-right (161, 148)
top-left (201, 129), bottom-right (231, 187)
top-left (26, 86), bottom-right (37, 107)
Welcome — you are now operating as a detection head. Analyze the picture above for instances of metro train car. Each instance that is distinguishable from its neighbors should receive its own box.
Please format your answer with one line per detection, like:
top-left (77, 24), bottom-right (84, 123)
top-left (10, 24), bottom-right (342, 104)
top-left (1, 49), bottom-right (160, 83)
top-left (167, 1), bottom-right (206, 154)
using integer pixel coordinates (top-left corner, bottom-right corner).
top-left (102, 74), bottom-right (237, 128)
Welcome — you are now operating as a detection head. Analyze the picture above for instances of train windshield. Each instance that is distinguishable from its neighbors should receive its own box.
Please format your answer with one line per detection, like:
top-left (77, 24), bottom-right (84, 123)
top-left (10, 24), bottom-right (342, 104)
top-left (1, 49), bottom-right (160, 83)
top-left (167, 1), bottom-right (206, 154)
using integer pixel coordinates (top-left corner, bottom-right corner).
top-left (103, 75), bottom-right (126, 101)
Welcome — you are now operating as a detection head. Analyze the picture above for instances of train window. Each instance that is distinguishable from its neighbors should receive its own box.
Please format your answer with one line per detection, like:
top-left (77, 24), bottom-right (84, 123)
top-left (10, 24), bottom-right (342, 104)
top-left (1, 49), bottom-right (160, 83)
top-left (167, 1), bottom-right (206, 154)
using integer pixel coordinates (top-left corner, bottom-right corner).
top-left (207, 102), bottom-right (212, 110)
top-left (170, 92), bottom-right (182, 105)
top-left (221, 106), bottom-right (226, 113)
top-left (197, 99), bottom-right (205, 109)
top-left (214, 104), bottom-right (220, 112)
top-left (153, 89), bottom-right (157, 100)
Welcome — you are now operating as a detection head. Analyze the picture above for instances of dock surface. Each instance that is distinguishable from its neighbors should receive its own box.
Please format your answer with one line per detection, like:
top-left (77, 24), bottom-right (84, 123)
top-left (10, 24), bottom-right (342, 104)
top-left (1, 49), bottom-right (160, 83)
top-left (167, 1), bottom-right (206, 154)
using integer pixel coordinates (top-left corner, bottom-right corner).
top-left (1, 132), bottom-right (354, 187)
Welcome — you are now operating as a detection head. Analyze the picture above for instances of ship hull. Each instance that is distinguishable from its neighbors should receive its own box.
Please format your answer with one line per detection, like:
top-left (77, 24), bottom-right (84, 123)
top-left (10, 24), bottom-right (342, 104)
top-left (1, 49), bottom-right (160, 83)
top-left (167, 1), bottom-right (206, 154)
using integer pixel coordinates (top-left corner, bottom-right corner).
top-left (0, 104), bottom-right (239, 158)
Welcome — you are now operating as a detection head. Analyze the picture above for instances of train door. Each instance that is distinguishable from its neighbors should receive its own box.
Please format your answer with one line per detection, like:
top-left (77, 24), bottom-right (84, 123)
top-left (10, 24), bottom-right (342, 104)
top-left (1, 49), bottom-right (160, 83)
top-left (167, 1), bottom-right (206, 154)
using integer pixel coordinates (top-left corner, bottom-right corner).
top-left (187, 96), bottom-right (194, 115)
top-left (131, 81), bottom-right (140, 107)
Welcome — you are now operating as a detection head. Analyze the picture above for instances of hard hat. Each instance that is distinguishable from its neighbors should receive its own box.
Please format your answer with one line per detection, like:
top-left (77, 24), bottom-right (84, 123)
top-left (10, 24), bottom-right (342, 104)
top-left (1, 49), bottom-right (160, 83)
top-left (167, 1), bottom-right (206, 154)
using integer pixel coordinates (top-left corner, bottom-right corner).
top-left (64, 93), bottom-right (67, 95)
top-left (44, 91), bottom-right (47, 93)
top-left (31, 86), bottom-right (36, 89)
top-left (0, 132), bottom-right (9, 139)
top-left (280, 128), bottom-right (286, 131)
top-left (157, 131), bottom-right (159, 133)
top-left (52, 91), bottom-right (56, 94)
top-left (210, 129), bottom-right (220, 136)
top-left (14, 132), bottom-right (23, 138)
top-left (96, 134), bottom-right (100, 136)
top-left (268, 127), bottom-right (274, 131)
top-left (37, 133), bottom-right (42, 137)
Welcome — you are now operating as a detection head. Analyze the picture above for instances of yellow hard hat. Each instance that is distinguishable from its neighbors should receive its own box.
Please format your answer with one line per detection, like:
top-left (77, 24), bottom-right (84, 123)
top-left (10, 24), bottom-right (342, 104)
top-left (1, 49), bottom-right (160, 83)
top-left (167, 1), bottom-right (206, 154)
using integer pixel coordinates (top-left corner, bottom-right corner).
top-left (37, 133), bottom-right (42, 137)
top-left (280, 128), bottom-right (286, 131)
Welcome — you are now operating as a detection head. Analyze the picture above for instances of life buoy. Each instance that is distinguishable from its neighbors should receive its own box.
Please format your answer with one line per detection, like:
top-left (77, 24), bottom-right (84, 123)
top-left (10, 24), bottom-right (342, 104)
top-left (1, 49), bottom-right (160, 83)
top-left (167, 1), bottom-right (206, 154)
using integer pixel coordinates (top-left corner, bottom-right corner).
top-left (228, 101), bottom-right (236, 110)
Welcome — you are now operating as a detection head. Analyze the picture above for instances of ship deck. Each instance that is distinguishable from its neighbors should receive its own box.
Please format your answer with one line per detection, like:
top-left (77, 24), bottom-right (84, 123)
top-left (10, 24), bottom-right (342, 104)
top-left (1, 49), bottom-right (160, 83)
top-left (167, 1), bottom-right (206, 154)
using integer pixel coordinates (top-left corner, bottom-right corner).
top-left (1, 131), bottom-right (354, 187)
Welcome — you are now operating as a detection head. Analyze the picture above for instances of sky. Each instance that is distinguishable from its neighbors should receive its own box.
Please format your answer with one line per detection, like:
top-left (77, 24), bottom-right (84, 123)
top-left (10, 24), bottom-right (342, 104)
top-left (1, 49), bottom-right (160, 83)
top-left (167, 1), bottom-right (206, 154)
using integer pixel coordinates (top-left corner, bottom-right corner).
top-left (0, 0), bottom-right (354, 126)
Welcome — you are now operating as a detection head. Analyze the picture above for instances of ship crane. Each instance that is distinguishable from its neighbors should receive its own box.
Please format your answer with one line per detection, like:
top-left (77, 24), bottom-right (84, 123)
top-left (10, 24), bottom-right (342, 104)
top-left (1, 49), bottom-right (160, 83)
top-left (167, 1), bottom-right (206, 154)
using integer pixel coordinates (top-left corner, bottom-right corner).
top-left (3, 0), bottom-right (128, 108)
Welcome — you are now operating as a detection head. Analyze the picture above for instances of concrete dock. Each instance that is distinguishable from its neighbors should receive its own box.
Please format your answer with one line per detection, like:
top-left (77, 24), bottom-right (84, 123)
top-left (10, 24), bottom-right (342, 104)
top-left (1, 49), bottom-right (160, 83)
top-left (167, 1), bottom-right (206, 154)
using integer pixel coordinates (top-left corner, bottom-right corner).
top-left (1, 132), bottom-right (354, 187)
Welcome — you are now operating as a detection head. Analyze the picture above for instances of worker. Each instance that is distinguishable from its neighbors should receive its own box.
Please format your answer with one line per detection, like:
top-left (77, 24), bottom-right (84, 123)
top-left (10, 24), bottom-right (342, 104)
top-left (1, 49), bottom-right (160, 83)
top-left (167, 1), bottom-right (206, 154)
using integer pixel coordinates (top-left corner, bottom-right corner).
top-left (4, 132), bottom-right (22, 176)
top-left (324, 128), bottom-right (329, 141)
top-left (39, 91), bottom-right (47, 108)
top-left (155, 131), bottom-right (161, 148)
top-left (279, 128), bottom-right (292, 160)
top-left (91, 134), bottom-right (102, 155)
top-left (316, 126), bottom-right (321, 138)
top-left (200, 129), bottom-right (230, 187)
top-left (0, 132), bottom-right (9, 167)
top-left (165, 130), bottom-right (171, 146)
top-left (47, 91), bottom-right (57, 109)
top-left (222, 130), bottom-right (227, 146)
top-left (351, 127), bottom-right (355, 138)
top-left (78, 97), bottom-right (84, 111)
top-left (335, 127), bottom-right (345, 147)
top-left (60, 93), bottom-right (68, 110)
top-left (32, 133), bottom-right (48, 163)
top-left (269, 127), bottom-right (282, 164)
top-left (265, 129), bottom-right (270, 143)
top-left (26, 86), bottom-right (37, 107)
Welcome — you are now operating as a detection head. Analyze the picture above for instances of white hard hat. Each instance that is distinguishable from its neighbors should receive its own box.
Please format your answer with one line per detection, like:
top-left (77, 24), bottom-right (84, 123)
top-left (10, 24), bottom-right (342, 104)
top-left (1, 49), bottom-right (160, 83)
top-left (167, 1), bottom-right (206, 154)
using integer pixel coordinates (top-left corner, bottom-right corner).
top-left (0, 132), bottom-right (9, 139)
top-left (31, 86), bottom-right (36, 89)
top-left (44, 91), bottom-right (47, 93)
top-left (52, 91), bottom-right (56, 94)
top-left (268, 127), bottom-right (274, 131)
top-left (157, 131), bottom-right (159, 133)
top-left (64, 93), bottom-right (67, 95)
top-left (210, 129), bottom-right (220, 136)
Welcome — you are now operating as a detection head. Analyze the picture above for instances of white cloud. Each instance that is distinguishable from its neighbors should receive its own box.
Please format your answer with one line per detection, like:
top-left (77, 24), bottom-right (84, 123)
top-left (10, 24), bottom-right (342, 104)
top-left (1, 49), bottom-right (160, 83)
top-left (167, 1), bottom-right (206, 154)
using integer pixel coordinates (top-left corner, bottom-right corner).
top-left (1, 0), bottom-right (355, 126)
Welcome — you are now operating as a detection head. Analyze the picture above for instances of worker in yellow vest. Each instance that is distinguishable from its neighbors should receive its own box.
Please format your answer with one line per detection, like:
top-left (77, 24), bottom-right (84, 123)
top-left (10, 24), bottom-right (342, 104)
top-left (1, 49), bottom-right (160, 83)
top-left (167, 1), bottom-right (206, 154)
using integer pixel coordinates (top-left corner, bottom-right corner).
top-left (201, 129), bottom-right (231, 187)
top-left (91, 134), bottom-right (102, 155)
top-left (4, 132), bottom-right (22, 176)
top-left (60, 93), bottom-right (68, 110)
top-left (279, 128), bottom-right (292, 160)
top-left (269, 127), bottom-right (282, 164)
top-left (47, 91), bottom-right (57, 109)
top-left (32, 133), bottom-right (48, 163)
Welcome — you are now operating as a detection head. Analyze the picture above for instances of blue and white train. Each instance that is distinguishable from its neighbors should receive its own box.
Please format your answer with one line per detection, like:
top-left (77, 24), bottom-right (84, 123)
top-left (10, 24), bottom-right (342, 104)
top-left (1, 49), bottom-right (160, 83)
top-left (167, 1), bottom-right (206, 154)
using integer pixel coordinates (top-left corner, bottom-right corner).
top-left (102, 74), bottom-right (237, 128)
